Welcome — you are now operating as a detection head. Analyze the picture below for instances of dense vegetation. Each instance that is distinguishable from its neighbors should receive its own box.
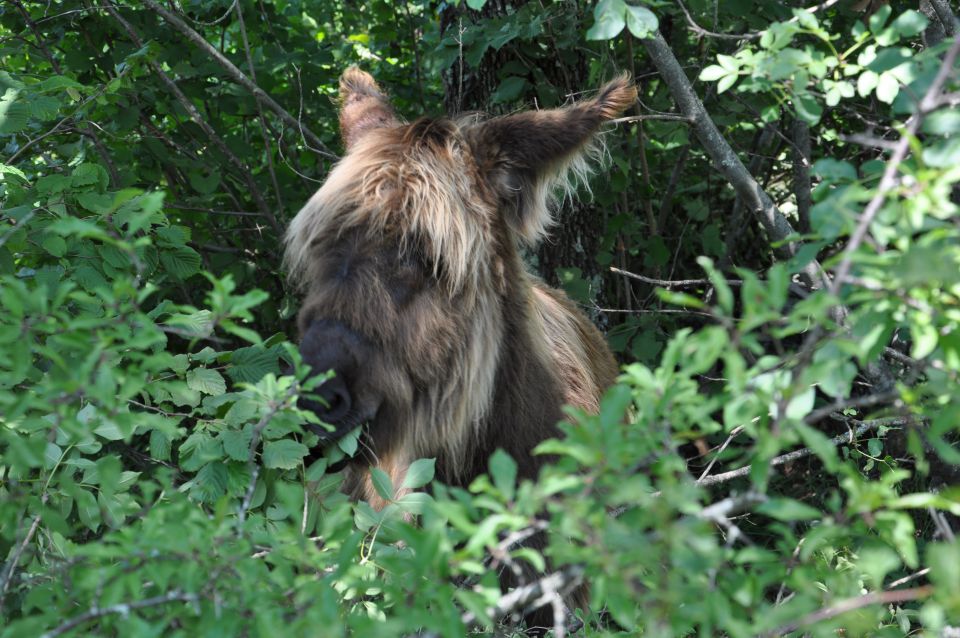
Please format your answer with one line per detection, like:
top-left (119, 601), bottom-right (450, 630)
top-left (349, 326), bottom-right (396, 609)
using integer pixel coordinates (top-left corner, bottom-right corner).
top-left (2, 1), bottom-right (959, 636)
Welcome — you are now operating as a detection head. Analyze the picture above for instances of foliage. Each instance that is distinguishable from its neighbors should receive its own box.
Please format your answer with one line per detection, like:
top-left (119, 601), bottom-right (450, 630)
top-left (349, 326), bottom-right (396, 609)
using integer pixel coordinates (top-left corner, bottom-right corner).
top-left (2, 1), bottom-right (960, 637)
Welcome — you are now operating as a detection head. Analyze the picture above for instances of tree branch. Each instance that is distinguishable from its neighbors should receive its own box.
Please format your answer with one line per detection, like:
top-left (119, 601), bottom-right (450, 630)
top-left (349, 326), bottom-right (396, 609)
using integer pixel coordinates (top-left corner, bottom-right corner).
top-left (640, 30), bottom-right (825, 289)
top-left (792, 118), bottom-right (812, 234)
top-left (139, 0), bottom-right (338, 161)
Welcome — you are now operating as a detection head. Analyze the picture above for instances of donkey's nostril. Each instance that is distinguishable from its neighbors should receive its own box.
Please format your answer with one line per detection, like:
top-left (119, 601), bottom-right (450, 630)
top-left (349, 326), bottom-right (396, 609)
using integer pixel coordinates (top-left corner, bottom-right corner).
top-left (313, 375), bottom-right (352, 424)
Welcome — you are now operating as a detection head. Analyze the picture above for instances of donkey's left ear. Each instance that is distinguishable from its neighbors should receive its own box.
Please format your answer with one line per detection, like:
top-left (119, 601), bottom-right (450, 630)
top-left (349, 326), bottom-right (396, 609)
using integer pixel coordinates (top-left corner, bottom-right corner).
top-left (338, 66), bottom-right (400, 150)
top-left (471, 73), bottom-right (636, 243)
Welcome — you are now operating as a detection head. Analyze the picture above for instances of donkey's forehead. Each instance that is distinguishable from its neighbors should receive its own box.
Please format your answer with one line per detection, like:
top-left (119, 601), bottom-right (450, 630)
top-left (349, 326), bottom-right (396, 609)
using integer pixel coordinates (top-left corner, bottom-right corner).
top-left (284, 118), bottom-right (495, 294)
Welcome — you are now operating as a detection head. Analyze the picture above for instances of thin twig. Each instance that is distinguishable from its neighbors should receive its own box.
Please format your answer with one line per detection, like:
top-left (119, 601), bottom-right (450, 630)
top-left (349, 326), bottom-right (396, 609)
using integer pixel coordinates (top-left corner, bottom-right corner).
top-left (611, 266), bottom-right (741, 288)
top-left (608, 113), bottom-right (693, 124)
top-left (238, 384), bottom-right (299, 526)
top-left (792, 118), bottom-right (812, 234)
top-left (460, 565), bottom-right (585, 629)
top-left (234, 1), bottom-right (284, 214)
top-left (675, 0), bottom-right (760, 40)
top-left (803, 390), bottom-right (900, 424)
top-left (101, 1), bottom-right (280, 234)
top-left (0, 513), bottom-right (42, 608)
top-left (830, 32), bottom-right (960, 293)
top-left (697, 425), bottom-right (745, 482)
top-left (887, 568), bottom-right (931, 589)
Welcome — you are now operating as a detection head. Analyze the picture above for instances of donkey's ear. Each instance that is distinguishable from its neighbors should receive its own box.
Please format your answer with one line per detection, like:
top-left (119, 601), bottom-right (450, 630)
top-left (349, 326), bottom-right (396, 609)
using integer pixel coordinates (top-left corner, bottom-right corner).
top-left (472, 73), bottom-right (636, 243)
top-left (338, 67), bottom-right (400, 150)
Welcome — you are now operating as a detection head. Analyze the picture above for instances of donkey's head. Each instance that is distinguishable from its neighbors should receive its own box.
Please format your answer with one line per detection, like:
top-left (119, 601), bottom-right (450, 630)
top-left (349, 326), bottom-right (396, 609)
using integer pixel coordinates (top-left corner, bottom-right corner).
top-left (285, 68), bottom-right (635, 461)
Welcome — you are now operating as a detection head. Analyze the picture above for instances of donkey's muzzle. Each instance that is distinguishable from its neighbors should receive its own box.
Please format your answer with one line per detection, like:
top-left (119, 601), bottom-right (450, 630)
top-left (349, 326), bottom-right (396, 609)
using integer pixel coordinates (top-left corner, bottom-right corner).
top-left (298, 319), bottom-right (373, 440)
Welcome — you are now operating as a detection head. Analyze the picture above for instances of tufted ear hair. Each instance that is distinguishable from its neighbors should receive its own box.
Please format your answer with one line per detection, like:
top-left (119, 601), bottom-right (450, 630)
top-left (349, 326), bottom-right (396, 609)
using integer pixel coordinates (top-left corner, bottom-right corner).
top-left (338, 66), bottom-right (400, 150)
top-left (470, 73), bottom-right (637, 244)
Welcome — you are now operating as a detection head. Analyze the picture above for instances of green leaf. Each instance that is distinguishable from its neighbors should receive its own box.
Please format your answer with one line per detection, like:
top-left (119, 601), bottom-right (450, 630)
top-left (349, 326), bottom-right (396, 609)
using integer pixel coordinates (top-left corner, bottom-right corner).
top-left (875, 72), bottom-right (899, 104)
top-left (756, 498), bottom-right (820, 521)
top-left (587, 0), bottom-right (626, 41)
top-left (76, 488), bottom-right (100, 532)
top-left (489, 449), bottom-right (517, 501)
top-left (186, 368), bottom-right (227, 396)
top-left (624, 5), bottom-right (657, 39)
top-left (261, 439), bottom-right (308, 469)
top-left (159, 245), bottom-right (202, 280)
top-left (857, 70), bottom-right (879, 97)
top-left (785, 386), bottom-right (815, 420)
top-left (370, 467), bottom-right (394, 501)
top-left (221, 428), bottom-right (253, 461)
top-left (228, 345), bottom-right (281, 383)
top-left (401, 458), bottom-right (436, 490)
top-left (699, 65), bottom-right (728, 82)
top-left (716, 73), bottom-right (737, 94)
top-left (792, 91), bottom-right (822, 125)
top-left (465, 0), bottom-right (487, 9)
top-left (889, 10), bottom-right (927, 39)
top-left (489, 76), bottom-right (527, 104)
top-left (41, 235), bottom-right (67, 258)
top-left (396, 492), bottom-right (433, 515)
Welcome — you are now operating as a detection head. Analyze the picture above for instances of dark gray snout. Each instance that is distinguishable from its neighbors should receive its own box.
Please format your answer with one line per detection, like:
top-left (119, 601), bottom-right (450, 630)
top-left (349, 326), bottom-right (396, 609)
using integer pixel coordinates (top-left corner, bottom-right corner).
top-left (298, 319), bottom-right (374, 439)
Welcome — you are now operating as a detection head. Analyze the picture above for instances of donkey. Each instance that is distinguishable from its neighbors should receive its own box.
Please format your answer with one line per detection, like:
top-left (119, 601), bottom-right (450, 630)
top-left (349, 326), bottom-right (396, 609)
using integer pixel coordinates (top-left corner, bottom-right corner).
top-left (285, 71), bottom-right (633, 628)
top-left (286, 67), bottom-right (633, 506)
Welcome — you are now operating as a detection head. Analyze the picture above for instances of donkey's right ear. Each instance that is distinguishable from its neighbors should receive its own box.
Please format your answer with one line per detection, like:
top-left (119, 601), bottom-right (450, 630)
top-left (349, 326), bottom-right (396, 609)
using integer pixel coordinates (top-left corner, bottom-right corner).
top-left (338, 67), bottom-right (400, 150)
top-left (470, 74), bottom-right (636, 244)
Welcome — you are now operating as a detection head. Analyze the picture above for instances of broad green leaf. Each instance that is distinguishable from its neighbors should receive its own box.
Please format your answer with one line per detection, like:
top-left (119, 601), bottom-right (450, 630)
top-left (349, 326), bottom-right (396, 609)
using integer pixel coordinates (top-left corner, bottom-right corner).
top-left (875, 72), bottom-right (899, 104)
top-left (624, 5), bottom-right (657, 39)
top-left (370, 467), bottom-right (394, 501)
top-left (587, 0), bottom-right (626, 41)
top-left (401, 458), bottom-right (436, 490)
top-left (262, 439), bottom-right (308, 469)
top-left (756, 498), bottom-right (821, 521)
top-left (187, 368), bottom-right (227, 396)
top-left (488, 449), bottom-right (517, 501)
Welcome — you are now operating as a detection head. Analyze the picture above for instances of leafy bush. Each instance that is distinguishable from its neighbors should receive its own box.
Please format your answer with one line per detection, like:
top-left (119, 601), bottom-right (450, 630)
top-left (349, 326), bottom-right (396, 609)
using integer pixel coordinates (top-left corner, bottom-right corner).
top-left (2, 1), bottom-right (960, 636)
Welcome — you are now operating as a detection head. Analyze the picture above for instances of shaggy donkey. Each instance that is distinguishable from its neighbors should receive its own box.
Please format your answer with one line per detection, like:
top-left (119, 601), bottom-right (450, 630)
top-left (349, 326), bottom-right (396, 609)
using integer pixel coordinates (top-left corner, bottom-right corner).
top-left (286, 68), bottom-right (634, 508)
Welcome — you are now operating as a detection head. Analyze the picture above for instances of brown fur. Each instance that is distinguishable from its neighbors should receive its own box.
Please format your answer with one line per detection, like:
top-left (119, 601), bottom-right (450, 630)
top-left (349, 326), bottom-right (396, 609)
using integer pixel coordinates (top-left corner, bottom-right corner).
top-left (286, 67), bottom-right (635, 622)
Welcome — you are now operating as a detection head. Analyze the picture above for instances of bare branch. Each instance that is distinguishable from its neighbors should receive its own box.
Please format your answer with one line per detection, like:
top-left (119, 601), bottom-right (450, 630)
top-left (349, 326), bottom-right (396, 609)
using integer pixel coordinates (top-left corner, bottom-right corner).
top-left (803, 390), bottom-right (901, 424)
top-left (762, 586), bottom-right (933, 637)
top-left (611, 266), bottom-right (739, 288)
top-left (696, 416), bottom-right (919, 488)
top-left (460, 565), bottom-right (585, 628)
top-left (675, 0), bottom-right (760, 40)
top-left (139, 0), bottom-right (337, 161)
top-left (39, 590), bottom-right (199, 638)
